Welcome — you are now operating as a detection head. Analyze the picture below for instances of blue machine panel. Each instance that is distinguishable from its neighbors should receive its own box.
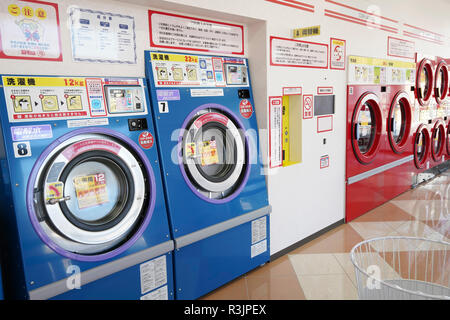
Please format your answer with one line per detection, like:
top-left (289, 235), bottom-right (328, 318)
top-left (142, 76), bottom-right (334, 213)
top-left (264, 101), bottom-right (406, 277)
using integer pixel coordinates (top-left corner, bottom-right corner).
top-left (145, 51), bottom-right (271, 299)
top-left (0, 75), bottom-right (174, 300)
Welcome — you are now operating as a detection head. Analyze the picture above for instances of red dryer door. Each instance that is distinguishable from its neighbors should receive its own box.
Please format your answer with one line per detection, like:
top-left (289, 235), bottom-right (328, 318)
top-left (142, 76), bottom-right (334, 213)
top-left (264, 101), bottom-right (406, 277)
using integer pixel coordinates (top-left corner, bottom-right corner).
top-left (431, 119), bottom-right (446, 161)
top-left (351, 92), bottom-right (383, 164)
top-left (434, 60), bottom-right (449, 105)
top-left (387, 91), bottom-right (412, 154)
top-left (446, 120), bottom-right (450, 156)
top-left (416, 58), bottom-right (434, 107)
top-left (413, 124), bottom-right (431, 169)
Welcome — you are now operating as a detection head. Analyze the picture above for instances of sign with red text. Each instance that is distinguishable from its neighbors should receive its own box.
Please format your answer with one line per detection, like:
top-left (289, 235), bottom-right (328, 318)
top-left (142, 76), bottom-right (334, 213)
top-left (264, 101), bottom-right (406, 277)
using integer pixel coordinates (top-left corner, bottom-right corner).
top-left (303, 94), bottom-right (313, 119)
top-left (330, 38), bottom-right (345, 70)
top-left (0, 0), bottom-right (62, 61)
top-left (269, 96), bottom-right (283, 168)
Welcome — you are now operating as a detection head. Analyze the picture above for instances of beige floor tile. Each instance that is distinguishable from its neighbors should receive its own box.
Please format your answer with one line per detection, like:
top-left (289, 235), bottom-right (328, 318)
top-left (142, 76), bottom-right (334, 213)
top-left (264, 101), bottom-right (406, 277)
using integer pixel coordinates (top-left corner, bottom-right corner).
top-left (288, 253), bottom-right (345, 276)
top-left (391, 200), bottom-right (449, 222)
top-left (349, 221), bottom-right (397, 240)
top-left (333, 253), bottom-right (357, 286)
top-left (297, 274), bottom-right (358, 300)
top-left (246, 275), bottom-right (306, 300)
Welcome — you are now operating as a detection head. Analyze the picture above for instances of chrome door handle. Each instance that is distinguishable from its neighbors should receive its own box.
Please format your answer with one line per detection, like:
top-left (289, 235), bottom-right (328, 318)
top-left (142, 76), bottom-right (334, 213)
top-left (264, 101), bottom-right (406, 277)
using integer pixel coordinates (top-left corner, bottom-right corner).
top-left (47, 196), bottom-right (71, 205)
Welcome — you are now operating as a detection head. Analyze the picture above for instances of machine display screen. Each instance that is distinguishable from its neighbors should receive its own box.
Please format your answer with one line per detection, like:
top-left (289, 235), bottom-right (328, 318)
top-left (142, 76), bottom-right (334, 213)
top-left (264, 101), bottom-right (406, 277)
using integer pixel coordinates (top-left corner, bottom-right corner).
top-left (225, 64), bottom-right (248, 85)
top-left (314, 95), bottom-right (335, 116)
top-left (105, 86), bottom-right (144, 114)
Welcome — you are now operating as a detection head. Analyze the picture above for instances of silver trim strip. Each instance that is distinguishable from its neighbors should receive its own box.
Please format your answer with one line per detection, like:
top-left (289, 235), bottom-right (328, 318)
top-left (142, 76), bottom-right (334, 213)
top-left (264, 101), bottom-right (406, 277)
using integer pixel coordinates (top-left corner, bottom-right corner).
top-left (29, 240), bottom-right (174, 300)
top-left (175, 205), bottom-right (272, 249)
top-left (347, 155), bottom-right (414, 185)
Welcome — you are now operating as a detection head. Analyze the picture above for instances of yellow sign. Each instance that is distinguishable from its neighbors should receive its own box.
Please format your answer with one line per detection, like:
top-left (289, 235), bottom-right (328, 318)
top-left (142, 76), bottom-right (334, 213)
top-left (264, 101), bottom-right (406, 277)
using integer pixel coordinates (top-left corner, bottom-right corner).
top-left (201, 140), bottom-right (219, 166)
top-left (349, 56), bottom-right (415, 69)
top-left (35, 8), bottom-right (47, 20)
top-left (73, 173), bottom-right (108, 210)
top-left (151, 52), bottom-right (198, 63)
top-left (3, 76), bottom-right (86, 87)
top-left (22, 6), bottom-right (34, 18)
top-left (293, 26), bottom-right (320, 38)
top-left (45, 182), bottom-right (64, 202)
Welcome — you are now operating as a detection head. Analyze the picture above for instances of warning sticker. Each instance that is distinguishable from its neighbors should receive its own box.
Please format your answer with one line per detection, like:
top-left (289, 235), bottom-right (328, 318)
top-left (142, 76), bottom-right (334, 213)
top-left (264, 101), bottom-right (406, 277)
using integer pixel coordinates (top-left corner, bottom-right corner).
top-left (73, 173), bottom-right (108, 210)
top-left (239, 99), bottom-right (253, 118)
top-left (201, 140), bottom-right (219, 166)
top-left (140, 255), bottom-right (167, 295)
top-left (138, 131), bottom-right (154, 149)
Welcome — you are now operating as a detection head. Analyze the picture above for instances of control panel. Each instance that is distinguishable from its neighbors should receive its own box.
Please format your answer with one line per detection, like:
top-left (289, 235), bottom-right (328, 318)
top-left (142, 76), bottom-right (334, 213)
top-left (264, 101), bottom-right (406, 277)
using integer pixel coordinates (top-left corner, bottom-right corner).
top-left (1, 76), bottom-right (148, 123)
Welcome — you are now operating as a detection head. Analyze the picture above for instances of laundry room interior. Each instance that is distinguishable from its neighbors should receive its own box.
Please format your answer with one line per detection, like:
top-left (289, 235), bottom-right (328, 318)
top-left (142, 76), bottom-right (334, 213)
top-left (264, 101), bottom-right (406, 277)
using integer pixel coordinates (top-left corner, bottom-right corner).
top-left (0, 0), bottom-right (448, 302)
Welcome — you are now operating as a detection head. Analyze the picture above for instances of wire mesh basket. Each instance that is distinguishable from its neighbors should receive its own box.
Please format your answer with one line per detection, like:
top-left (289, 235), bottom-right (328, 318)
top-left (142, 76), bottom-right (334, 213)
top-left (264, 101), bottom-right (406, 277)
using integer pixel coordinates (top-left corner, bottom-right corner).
top-left (350, 236), bottom-right (450, 300)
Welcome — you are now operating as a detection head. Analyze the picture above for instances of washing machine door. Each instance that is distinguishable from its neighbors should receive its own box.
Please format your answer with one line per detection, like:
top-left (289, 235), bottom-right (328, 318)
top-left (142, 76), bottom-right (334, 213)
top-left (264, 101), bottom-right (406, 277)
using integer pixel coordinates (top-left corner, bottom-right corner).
top-left (413, 124), bottom-right (431, 169)
top-left (387, 91), bottom-right (412, 154)
top-left (416, 58), bottom-right (434, 106)
top-left (431, 119), bottom-right (446, 161)
top-left (351, 92), bottom-right (383, 164)
top-left (434, 60), bottom-right (449, 105)
top-left (180, 107), bottom-right (247, 201)
top-left (30, 131), bottom-right (151, 258)
top-left (447, 121), bottom-right (450, 156)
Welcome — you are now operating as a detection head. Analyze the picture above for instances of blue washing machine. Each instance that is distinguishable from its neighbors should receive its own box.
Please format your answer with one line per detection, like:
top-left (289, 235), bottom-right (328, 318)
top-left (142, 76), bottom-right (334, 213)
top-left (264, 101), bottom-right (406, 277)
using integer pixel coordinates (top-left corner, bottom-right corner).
top-left (145, 51), bottom-right (271, 299)
top-left (0, 75), bottom-right (174, 300)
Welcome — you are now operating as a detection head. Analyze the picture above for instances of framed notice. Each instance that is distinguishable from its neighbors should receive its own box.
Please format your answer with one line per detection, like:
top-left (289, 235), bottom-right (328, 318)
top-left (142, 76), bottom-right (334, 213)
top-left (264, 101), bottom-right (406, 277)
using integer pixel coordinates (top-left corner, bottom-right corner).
top-left (330, 38), bottom-right (346, 70)
top-left (270, 36), bottom-right (328, 69)
top-left (69, 8), bottom-right (136, 64)
top-left (0, 0), bottom-right (62, 61)
top-left (149, 10), bottom-right (244, 55)
top-left (387, 36), bottom-right (415, 60)
top-left (269, 96), bottom-right (283, 168)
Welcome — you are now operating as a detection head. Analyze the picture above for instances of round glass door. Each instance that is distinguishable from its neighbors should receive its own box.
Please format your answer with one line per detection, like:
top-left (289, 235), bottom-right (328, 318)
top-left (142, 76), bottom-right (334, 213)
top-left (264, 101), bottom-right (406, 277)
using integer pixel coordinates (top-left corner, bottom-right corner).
top-left (447, 121), bottom-right (450, 156)
top-left (435, 61), bottom-right (449, 104)
top-left (416, 59), bottom-right (434, 106)
top-left (28, 131), bottom-right (152, 260)
top-left (351, 93), bottom-right (383, 164)
top-left (387, 91), bottom-right (412, 154)
top-left (414, 125), bottom-right (430, 169)
top-left (180, 107), bottom-right (248, 201)
top-left (431, 120), bottom-right (446, 161)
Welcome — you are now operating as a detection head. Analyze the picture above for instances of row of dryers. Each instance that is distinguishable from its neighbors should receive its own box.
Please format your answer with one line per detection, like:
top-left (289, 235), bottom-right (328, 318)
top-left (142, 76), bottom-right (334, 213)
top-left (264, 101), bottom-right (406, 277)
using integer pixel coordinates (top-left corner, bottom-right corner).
top-left (0, 51), bottom-right (271, 300)
top-left (346, 55), bottom-right (450, 222)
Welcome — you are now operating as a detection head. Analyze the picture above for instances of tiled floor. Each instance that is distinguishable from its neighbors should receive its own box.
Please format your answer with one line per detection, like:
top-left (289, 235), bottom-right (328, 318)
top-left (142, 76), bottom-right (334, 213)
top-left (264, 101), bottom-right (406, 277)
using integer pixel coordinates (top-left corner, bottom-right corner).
top-left (201, 170), bottom-right (449, 300)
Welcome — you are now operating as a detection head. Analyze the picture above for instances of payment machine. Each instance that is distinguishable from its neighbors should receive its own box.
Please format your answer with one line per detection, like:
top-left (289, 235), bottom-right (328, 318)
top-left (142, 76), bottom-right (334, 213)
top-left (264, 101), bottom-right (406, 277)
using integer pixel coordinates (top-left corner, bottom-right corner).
top-left (145, 51), bottom-right (271, 299)
top-left (0, 75), bottom-right (174, 300)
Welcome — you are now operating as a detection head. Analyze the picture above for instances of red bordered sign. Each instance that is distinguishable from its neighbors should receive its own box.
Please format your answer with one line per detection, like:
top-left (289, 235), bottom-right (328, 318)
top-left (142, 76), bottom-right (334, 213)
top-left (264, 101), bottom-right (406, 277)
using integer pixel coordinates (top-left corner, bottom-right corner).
top-left (148, 10), bottom-right (244, 55)
top-left (269, 96), bottom-right (283, 168)
top-left (303, 94), bottom-right (314, 119)
top-left (0, 0), bottom-right (62, 61)
top-left (270, 36), bottom-right (328, 69)
top-left (330, 38), bottom-right (346, 70)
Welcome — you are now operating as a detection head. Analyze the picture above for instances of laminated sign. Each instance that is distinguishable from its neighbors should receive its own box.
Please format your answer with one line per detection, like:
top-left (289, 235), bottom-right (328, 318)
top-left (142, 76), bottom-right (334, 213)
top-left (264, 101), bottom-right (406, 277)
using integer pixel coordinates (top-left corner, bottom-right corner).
top-left (0, 0), bottom-right (62, 61)
top-left (201, 140), bottom-right (219, 166)
top-left (73, 173), bottom-right (108, 210)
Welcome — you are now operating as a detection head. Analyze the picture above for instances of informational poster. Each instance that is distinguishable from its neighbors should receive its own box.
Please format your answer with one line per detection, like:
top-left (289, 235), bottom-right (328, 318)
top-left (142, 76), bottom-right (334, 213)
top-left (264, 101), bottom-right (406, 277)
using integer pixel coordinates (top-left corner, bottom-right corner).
top-left (317, 115), bottom-right (333, 133)
top-left (330, 38), bottom-right (346, 70)
top-left (69, 7), bottom-right (136, 64)
top-left (270, 36), bottom-right (328, 69)
top-left (269, 96), bottom-right (283, 168)
top-left (73, 173), bottom-right (108, 210)
top-left (348, 56), bottom-right (416, 85)
top-left (0, 0), bottom-right (62, 61)
top-left (149, 10), bottom-right (244, 55)
top-left (387, 36), bottom-right (415, 60)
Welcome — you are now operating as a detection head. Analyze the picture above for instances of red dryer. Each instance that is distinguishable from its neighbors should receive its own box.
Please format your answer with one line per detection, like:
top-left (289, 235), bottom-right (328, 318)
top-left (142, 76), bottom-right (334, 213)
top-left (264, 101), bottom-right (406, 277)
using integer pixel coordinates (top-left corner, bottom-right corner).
top-left (346, 85), bottom-right (388, 222)
top-left (382, 86), bottom-right (415, 200)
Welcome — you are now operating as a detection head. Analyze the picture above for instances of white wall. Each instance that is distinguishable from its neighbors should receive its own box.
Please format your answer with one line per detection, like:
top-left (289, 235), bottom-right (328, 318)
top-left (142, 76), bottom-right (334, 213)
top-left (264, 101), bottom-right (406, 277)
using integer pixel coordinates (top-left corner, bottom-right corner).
top-left (1, 0), bottom-right (450, 255)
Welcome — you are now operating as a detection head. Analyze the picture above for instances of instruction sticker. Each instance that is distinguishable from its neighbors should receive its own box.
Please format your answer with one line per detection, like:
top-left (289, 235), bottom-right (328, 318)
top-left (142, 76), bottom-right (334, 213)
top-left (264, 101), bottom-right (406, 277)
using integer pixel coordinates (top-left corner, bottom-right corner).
top-left (269, 96), bottom-right (283, 169)
top-left (330, 38), bottom-right (346, 70)
top-left (45, 182), bottom-right (64, 202)
top-left (251, 239), bottom-right (267, 258)
top-left (140, 286), bottom-right (168, 300)
top-left (73, 173), bottom-right (108, 210)
top-left (303, 95), bottom-right (314, 119)
top-left (140, 255), bottom-right (167, 295)
top-left (251, 216), bottom-right (267, 244)
top-left (201, 140), bottom-right (219, 166)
